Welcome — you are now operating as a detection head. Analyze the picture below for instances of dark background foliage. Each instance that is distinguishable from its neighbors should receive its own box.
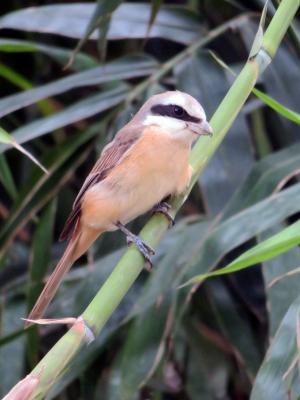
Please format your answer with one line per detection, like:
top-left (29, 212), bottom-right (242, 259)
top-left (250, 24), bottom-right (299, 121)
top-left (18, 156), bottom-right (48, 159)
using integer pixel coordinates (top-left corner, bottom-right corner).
top-left (0, 0), bottom-right (299, 399)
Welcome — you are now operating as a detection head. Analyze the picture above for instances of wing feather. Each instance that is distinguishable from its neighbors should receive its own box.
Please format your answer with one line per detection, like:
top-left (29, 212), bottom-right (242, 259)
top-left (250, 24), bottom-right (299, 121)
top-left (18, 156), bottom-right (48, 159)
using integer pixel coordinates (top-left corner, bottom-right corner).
top-left (60, 124), bottom-right (143, 241)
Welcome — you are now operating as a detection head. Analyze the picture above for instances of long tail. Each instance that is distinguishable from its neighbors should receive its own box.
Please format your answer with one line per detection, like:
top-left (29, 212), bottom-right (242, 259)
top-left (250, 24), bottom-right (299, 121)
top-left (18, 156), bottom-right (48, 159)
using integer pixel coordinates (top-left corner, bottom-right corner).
top-left (25, 226), bottom-right (101, 327)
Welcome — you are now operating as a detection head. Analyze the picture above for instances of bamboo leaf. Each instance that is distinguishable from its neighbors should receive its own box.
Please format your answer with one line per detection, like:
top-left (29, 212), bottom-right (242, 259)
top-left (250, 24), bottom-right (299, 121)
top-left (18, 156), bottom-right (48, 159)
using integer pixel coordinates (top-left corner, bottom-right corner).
top-left (0, 55), bottom-right (156, 119)
top-left (119, 300), bottom-right (173, 399)
top-left (253, 88), bottom-right (300, 124)
top-left (0, 121), bottom-right (108, 256)
top-left (0, 126), bottom-right (48, 174)
top-left (0, 4), bottom-right (201, 45)
top-left (26, 200), bottom-right (57, 368)
top-left (250, 295), bottom-right (300, 400)
top-left (145, 0), bottom-right (163, 39)
top-left (0, 154), bottom-right (17, 199)
top-left (0, 299), bottom-right (26, 397)
top-left (185, 219), bottom-right (300, 284)
top-left (0, 62), bottom-right (31, 89)
top-left (179, 182), bottom-right (300, 290)
top-left (2, 1), bottom-right (298, 398)
top-left (262, 225), bottom-right (300, 335)
top-left (0, 85), bottom-right (128, 152)
top-left (66, 0), bottom-right (123, 67)
top-left (0, 38), bottom-right (98, 71)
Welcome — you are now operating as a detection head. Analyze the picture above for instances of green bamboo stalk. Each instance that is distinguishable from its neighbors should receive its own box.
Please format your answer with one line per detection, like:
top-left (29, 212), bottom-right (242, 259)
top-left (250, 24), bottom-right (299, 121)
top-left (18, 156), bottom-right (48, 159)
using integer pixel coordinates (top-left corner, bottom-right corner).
top-left (6, 0), bottom-right (299, 398)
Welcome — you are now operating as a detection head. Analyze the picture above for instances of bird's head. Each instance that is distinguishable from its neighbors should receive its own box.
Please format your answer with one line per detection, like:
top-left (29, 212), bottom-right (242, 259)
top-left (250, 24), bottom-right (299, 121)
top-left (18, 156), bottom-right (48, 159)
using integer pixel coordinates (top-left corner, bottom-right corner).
top-left (134, 91), bottom-right (212, 141)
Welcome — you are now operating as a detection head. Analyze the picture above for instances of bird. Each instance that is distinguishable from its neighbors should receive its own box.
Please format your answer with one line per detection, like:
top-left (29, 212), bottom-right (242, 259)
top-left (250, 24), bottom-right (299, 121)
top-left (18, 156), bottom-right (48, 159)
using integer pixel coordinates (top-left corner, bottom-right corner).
top-left (25, 90), bottom-right (212, 326)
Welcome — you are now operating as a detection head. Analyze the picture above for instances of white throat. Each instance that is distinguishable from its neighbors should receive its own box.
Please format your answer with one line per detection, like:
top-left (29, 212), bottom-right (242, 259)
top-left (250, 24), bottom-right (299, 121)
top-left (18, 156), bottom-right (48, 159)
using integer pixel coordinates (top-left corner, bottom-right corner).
top-left (143, 115), bottom-right (196, 144)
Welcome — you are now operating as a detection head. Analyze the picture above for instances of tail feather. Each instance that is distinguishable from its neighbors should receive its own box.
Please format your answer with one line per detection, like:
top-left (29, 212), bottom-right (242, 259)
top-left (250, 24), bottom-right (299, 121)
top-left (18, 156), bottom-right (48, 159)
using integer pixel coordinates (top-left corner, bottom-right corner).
top-left (25, 225), bottom-right (101, 327)
top-left (25, 236), bottom-right (79, 327)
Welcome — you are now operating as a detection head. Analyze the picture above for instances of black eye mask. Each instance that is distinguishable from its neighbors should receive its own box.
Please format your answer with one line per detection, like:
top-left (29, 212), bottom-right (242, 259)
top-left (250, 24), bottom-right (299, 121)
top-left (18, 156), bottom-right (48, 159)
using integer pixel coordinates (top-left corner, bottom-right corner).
top-left (150, 104), bottom-right (201, 123)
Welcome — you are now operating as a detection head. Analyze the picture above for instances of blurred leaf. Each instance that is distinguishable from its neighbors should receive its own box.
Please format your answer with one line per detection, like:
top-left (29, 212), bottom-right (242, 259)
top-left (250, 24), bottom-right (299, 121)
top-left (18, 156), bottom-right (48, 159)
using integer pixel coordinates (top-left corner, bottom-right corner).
top-left (27, 201), bottom-right (57, 310)
top-left (253, 88), bottom-right (300, 125)
top-left (182, 183), bottom-right (300, 285)
top-left (188, 220), bottom-right (300, 283)
top-left (0, 62), bottom-right (31, 89)
top-left (67, 0), bottom-right (123, 67)
top-left (0, 154), bottom-right (17, 199)
top-left (26, 200), bottom-right (56, 367)
top-left (250, 295), bottom-right (300, 400)
top-left (0, 328), bottom-right (27, 347)
top-left (0, 4), bottom-right (201, 45)
top-left (0, 121), bottom-right (107, 257)
top-left (185, 320), bottom-right (230, 399)
top-left (262, 225), bottom-right (300, 335)
top-left (0, 299), bottom-right (26, 397)
top-left (0, 38), bottom-right (98, 71)
top-left (223, 142), bottom-right (300, 218)
top-left (208, 280), bottom-right (262, 378)
top-left (0, 84), bottom-right (128, 151)
top-left (119, 299), bottom-right (173, 399)
top-left (0, 55), bottom-right (157, 119)
top-left (146, 0), bottom-right (163, 39)
top-left (0, 126), bottom-right (48, 173)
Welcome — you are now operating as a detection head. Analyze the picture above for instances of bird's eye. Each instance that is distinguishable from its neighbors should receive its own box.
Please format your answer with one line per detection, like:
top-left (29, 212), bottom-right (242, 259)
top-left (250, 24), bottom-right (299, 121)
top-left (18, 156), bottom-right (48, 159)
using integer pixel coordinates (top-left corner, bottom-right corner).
top-left (173, 106), bottom-right (185, 117)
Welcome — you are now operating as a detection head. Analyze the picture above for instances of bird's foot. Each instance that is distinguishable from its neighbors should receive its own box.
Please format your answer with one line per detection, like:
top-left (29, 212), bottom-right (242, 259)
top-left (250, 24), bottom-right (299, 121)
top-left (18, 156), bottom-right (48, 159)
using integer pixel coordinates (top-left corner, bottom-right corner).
top-left (152, 201), bottom-right (174, 226)
top-left (116, 222), bottom-right (155, 270)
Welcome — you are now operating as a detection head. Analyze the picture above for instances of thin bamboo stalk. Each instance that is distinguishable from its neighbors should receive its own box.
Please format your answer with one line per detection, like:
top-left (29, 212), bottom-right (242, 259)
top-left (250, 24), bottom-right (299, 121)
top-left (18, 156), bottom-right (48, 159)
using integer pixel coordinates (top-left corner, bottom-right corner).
top-left (5, 0), bottom-right (299, 398)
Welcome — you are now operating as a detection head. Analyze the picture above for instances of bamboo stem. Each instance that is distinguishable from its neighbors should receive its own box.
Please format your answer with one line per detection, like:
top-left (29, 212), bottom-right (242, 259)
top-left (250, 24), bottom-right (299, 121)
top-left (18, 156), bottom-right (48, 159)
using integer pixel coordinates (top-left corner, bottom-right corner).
top-left (5, 0), bottom-right (298, 398)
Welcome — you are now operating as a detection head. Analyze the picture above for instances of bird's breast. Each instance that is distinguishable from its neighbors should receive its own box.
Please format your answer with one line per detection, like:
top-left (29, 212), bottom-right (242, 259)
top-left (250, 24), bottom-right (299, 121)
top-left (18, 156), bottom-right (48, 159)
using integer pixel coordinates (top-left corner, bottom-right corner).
top-left (82, 128), bottom-right (192, 229)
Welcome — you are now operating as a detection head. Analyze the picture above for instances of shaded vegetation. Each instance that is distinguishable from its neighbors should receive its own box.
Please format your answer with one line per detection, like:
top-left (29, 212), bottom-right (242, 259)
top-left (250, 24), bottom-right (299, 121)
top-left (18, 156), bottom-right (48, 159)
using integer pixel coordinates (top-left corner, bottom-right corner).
top-left (0, 0), bottom-right (299, 399)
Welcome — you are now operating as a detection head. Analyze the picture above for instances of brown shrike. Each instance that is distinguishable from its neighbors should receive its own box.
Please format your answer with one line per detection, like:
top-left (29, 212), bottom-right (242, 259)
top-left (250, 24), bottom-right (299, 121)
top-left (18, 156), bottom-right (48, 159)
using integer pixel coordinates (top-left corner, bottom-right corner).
top-left (26, 90), bottom-right (212, 325)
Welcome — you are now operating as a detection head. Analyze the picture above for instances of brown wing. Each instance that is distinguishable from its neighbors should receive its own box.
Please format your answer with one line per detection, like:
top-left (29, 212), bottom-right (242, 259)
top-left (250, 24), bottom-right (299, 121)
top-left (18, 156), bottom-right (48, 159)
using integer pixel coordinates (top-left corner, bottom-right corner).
top-left (59, 124), bottom-right (143, 241)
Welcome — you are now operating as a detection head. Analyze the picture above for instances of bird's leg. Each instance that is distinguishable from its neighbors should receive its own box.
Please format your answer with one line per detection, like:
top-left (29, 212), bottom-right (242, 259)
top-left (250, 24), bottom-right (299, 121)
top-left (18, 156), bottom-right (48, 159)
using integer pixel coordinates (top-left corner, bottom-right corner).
top-left (116, 222), bottom-right (155, 269)
top-left (151, 197), bottom-right (174, 226)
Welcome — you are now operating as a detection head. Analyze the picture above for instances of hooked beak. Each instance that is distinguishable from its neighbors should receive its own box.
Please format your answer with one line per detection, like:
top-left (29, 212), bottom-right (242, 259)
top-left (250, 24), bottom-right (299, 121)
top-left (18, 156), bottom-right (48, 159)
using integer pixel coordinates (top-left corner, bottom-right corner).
top-left (189, 120), bottom-right (213, 136)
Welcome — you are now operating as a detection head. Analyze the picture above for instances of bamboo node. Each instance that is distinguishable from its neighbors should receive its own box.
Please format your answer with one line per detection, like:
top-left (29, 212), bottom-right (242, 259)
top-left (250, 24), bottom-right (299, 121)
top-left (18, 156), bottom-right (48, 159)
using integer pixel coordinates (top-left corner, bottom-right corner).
top-left (251, 47), bottom-right (272, 74)
top-left (79, 316), bottom-right (96, 345)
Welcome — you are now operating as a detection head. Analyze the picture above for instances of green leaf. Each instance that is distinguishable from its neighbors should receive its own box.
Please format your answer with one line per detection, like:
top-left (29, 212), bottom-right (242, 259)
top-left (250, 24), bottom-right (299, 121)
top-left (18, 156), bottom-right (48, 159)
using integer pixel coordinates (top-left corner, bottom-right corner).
top-left (208, 280), bottom-right (262, 377)
top-left (186, 219), bottom-right (300, 284)
top-left (0, 299), bottom-right (26, 397)
top-left (0, 85), bottom-right (128, 151)
top-left (223, 142), bottom-right (300, 218)
top-left (185, 319), bottom-right (230, 399)
top-left (0, 154), bottom-right (17, 199)
top-left (0, 120), bottom-right (108, 257)
top-left (0, 126), bottom-right (48, 174)
top-left (145, 0), bottom-right (163, 39)
top-left (0, 38), bottom-right (98, 71)
top-left (253, 88), bottom-right (300, 125)
top-left (26, 200), bottom-right (57, 367)
top-left (119, 300), bottom-right (173, 399)
top-left (0, 62), bottom-right (31, 89)
top-left (67, 0), bottom-right (123, 67)
top-left (250, 295), bottom-right (300, 400)
top-left (0, 55), bottom-right (156, 119)
top-left (0, 126), bottom-right (13, 144)
top-left (180, 182), bottom-right (300, 286)
top-left (262, 225), bottom-right (300, 335)
top-left (0, 4), bottom-right (201, 45)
